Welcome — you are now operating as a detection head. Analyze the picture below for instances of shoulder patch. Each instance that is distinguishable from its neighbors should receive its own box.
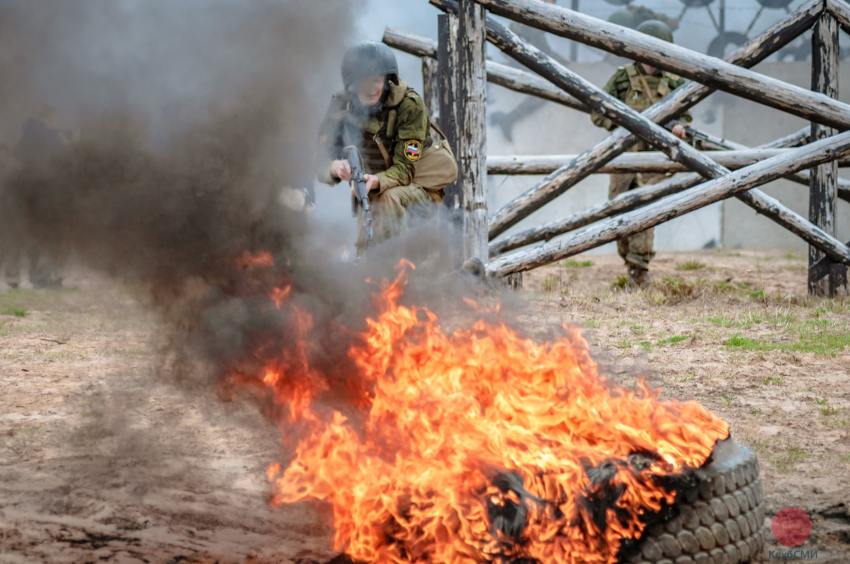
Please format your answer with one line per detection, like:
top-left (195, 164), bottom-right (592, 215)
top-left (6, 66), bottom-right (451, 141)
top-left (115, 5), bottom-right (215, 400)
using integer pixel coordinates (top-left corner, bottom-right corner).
top-left (403, 139), bottom-right (422, 161)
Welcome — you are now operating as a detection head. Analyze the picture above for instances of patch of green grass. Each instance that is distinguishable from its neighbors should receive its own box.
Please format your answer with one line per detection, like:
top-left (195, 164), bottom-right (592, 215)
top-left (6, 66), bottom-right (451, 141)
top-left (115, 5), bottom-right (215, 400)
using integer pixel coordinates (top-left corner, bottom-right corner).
top-left (562, 259), bottom-right (593, 269)
top-left (707, 312), bottom-right (796, 330)
top-left (824, 417), bottom-right (850, 431)
top-left (774, 447), bottom-right (808, 472)
top-left (541, 274), bottom-right (561, 293)
top-left (1, 306), bottom-right (27, 318)
top-left (611, 275), bottom-right (629, 290)
top-left (720, 393), bottom-right (734, 407)
top-left (582, 319), bottom-right (600, 329)
top-left (761, 375), bottom-right (784, 386)
top-left (820, 405), bottom-right (839, 417)
top-left (788, 329), bottom-right (850, 355)
top-left (648, 276), bottom-right (698, 305)
top-left (748, 288), bottom-right (767, 301)
top-left (723, 315), bottom-right (849, 356)
top-left (712, 279), bottom-right (736, 293)
top-left (639, 340), bottom-right (653, 352)
top-left (616, 338), bottom-right (632, 350)
top-left (629, 324), bottom-right (644, 335)
top-left (708, 279), bottom-right (770, 302)
top-left (676, 260), bottom-right (706, 271)
top-left (707, 316), bottom-right (737, 328)
top-left (657, 335), bottom-right (689, 346)
top-left (813, 397), bottom-right (841, 417)
top-left (725, 334), bottom-right (770, 351)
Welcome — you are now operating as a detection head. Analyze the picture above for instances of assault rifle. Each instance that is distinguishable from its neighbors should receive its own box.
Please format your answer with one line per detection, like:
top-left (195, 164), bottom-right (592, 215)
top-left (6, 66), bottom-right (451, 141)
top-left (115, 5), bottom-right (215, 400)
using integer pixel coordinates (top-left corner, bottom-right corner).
top-left (681, 125), bottom-right (731, 151)
top-left (342, 145), bottom-right (374, 246)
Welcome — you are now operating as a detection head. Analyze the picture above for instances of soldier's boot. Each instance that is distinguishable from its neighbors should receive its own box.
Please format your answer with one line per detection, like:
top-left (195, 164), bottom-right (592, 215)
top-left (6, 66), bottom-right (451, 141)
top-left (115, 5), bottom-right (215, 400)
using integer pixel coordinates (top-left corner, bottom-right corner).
top-left (628, 265), bottom-right (650, 288)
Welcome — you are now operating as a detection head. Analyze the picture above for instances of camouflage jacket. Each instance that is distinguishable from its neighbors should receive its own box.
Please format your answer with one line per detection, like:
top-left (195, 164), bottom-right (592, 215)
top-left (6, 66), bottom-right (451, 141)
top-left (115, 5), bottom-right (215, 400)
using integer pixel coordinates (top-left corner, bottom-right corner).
top-left (317, 80), bottom-right (430, 193)
top-left (590, 63), bottom-right (692, 135)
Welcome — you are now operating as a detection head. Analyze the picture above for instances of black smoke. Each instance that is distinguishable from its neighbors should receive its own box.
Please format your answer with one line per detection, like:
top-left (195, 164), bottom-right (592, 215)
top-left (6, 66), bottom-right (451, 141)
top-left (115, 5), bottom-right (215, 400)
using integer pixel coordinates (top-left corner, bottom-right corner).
top-left (0, 0), bottom-right (480, 427)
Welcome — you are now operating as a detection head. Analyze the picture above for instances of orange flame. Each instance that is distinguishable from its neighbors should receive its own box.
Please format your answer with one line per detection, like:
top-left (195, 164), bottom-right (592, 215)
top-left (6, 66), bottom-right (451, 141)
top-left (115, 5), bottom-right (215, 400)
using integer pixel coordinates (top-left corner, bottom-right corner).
top-left (235, 263), bottom-right (728, 562)
top-left (236, 250), bottom-right (274, 269)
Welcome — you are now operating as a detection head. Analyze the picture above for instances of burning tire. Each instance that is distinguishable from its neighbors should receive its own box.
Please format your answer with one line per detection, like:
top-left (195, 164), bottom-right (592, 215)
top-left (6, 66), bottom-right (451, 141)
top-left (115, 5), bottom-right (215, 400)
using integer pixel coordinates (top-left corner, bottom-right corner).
top-left (626, 438), bottom-right (766, 564)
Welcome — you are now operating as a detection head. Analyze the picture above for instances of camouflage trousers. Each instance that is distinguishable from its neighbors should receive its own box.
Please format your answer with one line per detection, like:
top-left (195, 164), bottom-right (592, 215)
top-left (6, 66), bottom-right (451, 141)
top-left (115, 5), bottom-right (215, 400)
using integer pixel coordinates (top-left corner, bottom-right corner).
top-left (355, 183), bottom-right (438, 254)
top-left (608, 172), bottom-right (666, 270)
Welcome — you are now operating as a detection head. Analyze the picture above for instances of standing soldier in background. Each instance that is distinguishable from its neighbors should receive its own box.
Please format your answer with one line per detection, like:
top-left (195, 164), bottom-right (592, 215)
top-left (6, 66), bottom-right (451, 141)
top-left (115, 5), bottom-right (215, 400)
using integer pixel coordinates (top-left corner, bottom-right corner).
top-left (317, 41), bottom-right (457, 255)
top-left (2, 113), bottom-right (66, 289)
top-left (590, 20), bottom-right (691, 288)
top-left (0, 142), bottom-right (15, 289)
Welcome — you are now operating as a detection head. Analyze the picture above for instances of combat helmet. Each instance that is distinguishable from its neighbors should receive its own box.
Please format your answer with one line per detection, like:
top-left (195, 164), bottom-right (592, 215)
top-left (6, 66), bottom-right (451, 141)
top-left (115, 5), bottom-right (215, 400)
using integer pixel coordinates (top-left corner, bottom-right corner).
top-left (341, 41), bottom-right (399, 91)
top-left (636, 20), bottom-right (674, 43)
top-left (608, 9), bottom-right (637, 29)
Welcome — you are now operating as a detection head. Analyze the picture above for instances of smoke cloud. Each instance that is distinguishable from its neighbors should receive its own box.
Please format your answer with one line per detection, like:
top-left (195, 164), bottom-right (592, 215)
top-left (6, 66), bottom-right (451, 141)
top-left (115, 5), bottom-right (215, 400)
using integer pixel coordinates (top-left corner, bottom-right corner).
top-left (0, 0), bottom-right (481, 432)
top-left (0, 0), bottom-right (364, 408)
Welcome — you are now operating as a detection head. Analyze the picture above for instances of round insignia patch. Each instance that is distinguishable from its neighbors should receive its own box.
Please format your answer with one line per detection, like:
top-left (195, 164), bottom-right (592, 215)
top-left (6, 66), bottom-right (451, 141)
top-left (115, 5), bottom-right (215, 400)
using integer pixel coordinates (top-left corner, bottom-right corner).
top-left (403, 140), bottom-right (422, 162)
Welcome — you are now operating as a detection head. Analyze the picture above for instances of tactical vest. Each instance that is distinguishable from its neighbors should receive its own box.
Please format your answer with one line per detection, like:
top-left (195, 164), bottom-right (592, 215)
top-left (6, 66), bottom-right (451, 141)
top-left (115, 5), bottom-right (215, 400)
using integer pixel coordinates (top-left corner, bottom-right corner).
top-left (336, 87), bottom-right (435, 175)
top-left (623, 65), bottom-right (678, 112)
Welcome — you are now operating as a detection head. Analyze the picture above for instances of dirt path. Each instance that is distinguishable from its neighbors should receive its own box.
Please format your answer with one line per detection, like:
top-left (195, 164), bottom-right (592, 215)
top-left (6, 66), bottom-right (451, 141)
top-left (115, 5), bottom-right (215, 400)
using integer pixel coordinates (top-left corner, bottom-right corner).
top-left (0, 281), bottom-right (335, 563)
top-left (1, 249), bottom-right (848, 562)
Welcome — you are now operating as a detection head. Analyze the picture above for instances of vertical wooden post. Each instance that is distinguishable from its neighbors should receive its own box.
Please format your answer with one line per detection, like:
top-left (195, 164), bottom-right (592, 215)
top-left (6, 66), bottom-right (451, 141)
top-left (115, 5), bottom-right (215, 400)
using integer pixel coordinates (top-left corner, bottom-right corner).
top-left (437, 14), bottom-right (461, 212)
top-left (421, 58), bottom-right (440, 120)
top-left (569, 0), bottom-right (579, 62)
top-left (456, 0), bottom-right (488, 263)
top-left (809, 12), bottom-right (846, 296)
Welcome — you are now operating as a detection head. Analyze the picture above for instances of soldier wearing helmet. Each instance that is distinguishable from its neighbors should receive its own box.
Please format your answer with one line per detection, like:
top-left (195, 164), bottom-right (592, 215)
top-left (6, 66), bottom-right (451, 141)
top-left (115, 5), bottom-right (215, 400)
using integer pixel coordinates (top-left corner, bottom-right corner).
top-left (590, 20), bottom-right (692, 287)
top-left (317, 41), bottom-right (457, 254)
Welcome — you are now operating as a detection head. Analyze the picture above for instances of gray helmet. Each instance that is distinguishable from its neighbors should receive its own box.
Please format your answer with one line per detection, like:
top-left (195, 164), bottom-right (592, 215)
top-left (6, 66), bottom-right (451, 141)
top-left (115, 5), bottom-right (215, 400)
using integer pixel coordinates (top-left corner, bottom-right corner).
top-left (608, 10), bottom-right (637, 28)
top-left (341, 41), bottom-right (399, 91)
top-left (608, 9), bottom-right (637, 29)
top-left (636, 20), bottom-right (674, 43)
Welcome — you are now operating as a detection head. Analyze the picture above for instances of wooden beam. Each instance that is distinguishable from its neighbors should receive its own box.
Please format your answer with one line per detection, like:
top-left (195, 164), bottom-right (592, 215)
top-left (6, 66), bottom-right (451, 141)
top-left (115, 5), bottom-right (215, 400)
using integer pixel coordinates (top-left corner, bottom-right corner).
top-left (452, 0), bottom-right (820, 238)
top-left (487, 149), bottom-right (850, 175)
top-left (383, 28), bottom-right (436, 58)
top-left (383, 27), bottom-right (585, 111)
top-left (478, 8), bottom-right (850, 268)
top-left (809, 12), bottom-right (846, 295)
top-left (386, 23), bottom-right (785, 172)
top-left (489, 131), bottom-right (812, 256)
top-left (456, 0), bottom-right (488, 262)
top-left (421, 58), bottom-right (439, 119)
top-left (437, 14), bottom-right (461, 211)
top-left (490, 173), bottom-right (704, 256)
top-left (827, 0), bottom-right (850, 35)
top-left (475, 0), bottom-right (850, 130)
top-left (487, 132), bottom-right (850, 277)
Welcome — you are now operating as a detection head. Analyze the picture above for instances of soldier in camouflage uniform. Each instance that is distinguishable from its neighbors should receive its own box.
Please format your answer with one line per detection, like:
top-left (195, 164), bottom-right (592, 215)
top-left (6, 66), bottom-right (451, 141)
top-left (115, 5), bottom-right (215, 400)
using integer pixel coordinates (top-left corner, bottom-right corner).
top-left (317, 42), bottom-right (456, 254)
top-left (590, 20), bottom-right (691, 287)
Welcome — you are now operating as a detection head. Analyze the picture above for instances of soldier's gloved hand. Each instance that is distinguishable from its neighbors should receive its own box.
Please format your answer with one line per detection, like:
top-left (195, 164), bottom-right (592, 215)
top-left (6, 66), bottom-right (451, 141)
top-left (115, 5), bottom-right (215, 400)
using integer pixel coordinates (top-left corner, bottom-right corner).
top-left (364, 174), bottom-right (381, 193)
top-left (672, 124), bottom-right (687, 140)
top-left (330, 159), bottom-right (352, 182)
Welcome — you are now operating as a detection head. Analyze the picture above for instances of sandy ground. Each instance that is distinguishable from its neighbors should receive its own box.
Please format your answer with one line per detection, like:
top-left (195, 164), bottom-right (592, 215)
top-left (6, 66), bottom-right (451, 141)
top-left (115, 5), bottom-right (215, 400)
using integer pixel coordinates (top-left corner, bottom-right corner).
top-left (0, 249), bottom-right (848, 563)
